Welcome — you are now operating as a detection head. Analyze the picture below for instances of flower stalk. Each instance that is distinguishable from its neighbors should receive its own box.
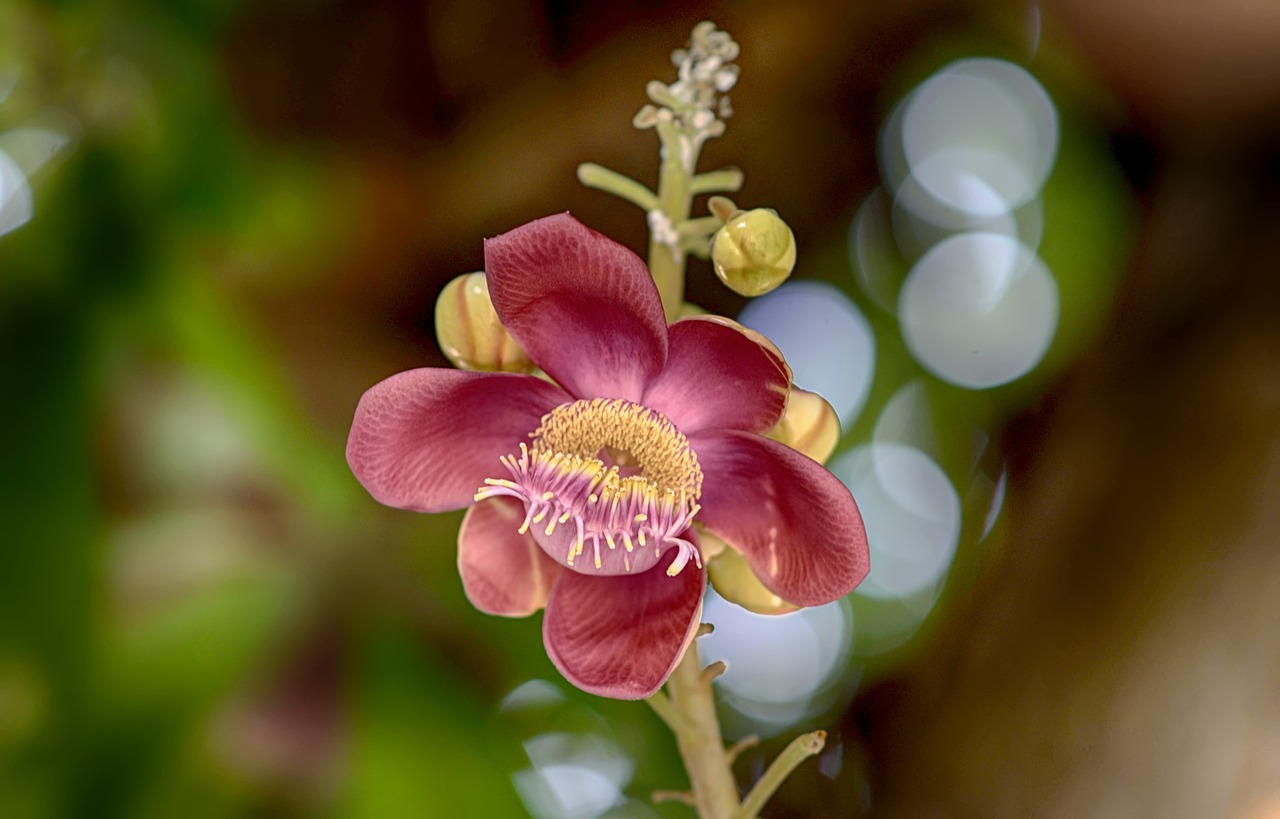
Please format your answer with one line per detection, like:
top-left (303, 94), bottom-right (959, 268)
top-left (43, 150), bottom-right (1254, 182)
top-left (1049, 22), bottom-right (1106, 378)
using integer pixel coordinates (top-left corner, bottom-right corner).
top-left (662, 634), bottom-right (741, 819)
top-left (581, 20), bottom-right (746, 321)
top-left (651, 633), bottom-right (829, 818)
top-left (350, 15), bottom-right (867, 819)
top-left (576, 21), bottom-right (842, 817)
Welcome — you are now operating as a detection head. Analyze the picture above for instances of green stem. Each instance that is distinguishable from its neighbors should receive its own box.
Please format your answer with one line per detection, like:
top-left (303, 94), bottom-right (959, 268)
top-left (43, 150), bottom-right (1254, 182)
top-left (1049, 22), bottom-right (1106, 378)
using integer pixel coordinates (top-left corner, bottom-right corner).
top-left (648, 120), bottom-right (695, 322)
top-left (665, 638), bottom-right (740, 819)
top-left (736, 730), bottom-right (827, 819)
top-left (646, 689), bottom-right (693, 737)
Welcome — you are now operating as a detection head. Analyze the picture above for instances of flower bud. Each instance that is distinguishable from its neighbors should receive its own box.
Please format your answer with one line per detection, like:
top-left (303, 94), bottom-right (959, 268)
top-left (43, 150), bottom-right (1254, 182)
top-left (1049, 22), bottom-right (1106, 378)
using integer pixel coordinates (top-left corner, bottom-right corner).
top-left (764, 386), bottom-right (840, 464)
top-left (434, 272), bottom-right (534, 373)
top-left (704, 534), bottom-right (799, 615)
top-left (710, 207), bottom-right (796, 297)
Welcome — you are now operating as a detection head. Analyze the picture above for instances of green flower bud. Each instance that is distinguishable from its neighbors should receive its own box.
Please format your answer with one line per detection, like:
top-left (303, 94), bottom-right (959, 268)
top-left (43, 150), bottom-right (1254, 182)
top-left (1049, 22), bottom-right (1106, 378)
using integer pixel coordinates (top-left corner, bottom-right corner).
top-left (710, 208), bottom-right (797, 297)
top-left (434, 272), bottom-right (534, 373)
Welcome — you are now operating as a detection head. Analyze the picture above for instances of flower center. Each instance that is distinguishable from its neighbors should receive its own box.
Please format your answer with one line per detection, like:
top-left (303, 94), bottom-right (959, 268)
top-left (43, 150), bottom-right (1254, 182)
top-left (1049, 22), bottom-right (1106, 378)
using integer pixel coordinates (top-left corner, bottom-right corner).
top-left (474, 398), bottom-right (703, 576)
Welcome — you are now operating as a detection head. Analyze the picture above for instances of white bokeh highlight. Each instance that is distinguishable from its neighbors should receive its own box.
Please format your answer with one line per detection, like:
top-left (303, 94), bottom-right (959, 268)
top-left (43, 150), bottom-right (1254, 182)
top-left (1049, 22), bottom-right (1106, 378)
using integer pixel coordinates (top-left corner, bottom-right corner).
top-left (872, 379), bottom-right (942, 460)
top-left (0, 125), bottom-right (73, 239)
top-left (0, 149), bottom-right (32, 237)
top-left (830, 443), bottom-right (960, 601)
top-left (890, 173), bottom-right (1044, 260)
top-left (850, 187), bottom-right (905, 312)
top-left (900, 59), bottom-right (1057, 214)
top-left (0, 127), bottom-right (73, 177)
top-left (737, 280), bottom-right (875, 426)
top-left (898, 231), bottom-right (1059, 388)
top-left (702, 589), bottom-right (853, 731)
top-left (513, 732), bottom-right (633, 819)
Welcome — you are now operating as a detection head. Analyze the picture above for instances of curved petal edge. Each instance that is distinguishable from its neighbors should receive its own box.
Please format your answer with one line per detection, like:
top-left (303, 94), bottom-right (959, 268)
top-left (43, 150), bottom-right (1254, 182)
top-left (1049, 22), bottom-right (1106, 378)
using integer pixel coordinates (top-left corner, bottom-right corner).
top-left (643, 315), bottom-right (792, 434)
top-left (692, 430), bottom-right (869, 607)
top-left (346, 368), bottom-right (568, 513)
top-left (484, 213), bottom-right (668, 402)
top-left (458, 497), bottom-right (564, 617)
top-left (542, 546), bottom-right (705, 699)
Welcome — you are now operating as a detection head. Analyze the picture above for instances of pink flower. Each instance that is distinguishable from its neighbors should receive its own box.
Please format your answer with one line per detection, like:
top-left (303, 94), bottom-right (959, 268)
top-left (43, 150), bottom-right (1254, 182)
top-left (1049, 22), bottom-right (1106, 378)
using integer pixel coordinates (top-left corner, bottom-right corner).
top-left (346, 214), bottom-right (869, 699)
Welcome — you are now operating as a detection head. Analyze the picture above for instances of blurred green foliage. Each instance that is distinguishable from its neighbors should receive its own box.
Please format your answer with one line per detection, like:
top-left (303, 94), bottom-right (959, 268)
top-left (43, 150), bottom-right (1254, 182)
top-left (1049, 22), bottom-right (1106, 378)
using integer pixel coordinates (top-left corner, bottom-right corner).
top-left (0, 2), bottom-right (620, 816)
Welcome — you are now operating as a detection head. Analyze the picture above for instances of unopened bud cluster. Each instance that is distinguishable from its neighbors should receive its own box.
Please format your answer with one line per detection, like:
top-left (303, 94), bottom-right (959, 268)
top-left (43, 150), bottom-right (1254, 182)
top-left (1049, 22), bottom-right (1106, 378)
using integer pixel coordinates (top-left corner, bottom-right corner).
top-left (633, 22), bottom-right (739, 171)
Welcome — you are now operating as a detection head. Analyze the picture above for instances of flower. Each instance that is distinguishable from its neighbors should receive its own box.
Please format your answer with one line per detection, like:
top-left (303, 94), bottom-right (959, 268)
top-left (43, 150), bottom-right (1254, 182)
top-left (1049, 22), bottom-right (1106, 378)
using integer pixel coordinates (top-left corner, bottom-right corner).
top-left (346, 213), bottom-right (869, 699)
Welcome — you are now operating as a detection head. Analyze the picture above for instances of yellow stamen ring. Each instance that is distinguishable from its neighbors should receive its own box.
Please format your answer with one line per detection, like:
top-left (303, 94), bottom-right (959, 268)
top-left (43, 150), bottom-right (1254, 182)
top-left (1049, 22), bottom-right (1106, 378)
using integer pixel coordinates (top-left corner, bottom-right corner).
top-left (474, 399), bottom-right (704, 577)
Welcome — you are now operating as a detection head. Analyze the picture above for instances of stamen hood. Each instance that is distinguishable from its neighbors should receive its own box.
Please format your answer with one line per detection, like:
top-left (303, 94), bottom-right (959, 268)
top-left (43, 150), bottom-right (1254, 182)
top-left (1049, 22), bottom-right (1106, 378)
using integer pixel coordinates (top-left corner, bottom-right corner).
top-left (476, 399), bottom-right (703, 576)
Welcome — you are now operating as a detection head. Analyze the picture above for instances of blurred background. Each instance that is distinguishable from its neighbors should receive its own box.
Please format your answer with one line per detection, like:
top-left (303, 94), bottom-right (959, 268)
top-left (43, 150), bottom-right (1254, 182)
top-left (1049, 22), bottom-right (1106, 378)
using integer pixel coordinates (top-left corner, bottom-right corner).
top-left (1, 0), bottom-right (1278, 817)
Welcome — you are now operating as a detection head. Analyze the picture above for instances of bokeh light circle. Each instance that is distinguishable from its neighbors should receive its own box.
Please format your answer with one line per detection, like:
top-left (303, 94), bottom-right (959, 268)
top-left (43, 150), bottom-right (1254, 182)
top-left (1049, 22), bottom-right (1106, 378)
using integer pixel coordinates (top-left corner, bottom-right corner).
top-left (830, 443), bottom-right (960, 601)
top-left (872, 378), bottom-right (941, 459)
top-left (898, 231), bottom-right (1058, 388)
top-left (514, 732), bottom-right (632, 819)
top-left (850, 187), bottom-right (908, 313)
top-left (0, 149), bottom-right (32, 237)
top-left (900, 58), bottom-right (1058, 212)
top-left (702, 590), bottom-right (853, 732)
top-left (890, 171), bottom-right (1044, 260)
top-left (737, 280), bottom-right (875, 426)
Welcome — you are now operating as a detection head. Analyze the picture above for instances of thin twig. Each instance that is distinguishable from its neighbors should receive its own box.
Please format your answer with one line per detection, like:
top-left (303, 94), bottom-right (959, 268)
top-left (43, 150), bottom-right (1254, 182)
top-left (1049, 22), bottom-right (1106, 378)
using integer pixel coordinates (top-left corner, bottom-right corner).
top-left (690, 167), bottom-right (745, 195)
top-left (666, 639), bottom-right (741, 819)
top-left (736, 730), bottom-right (827, 819)
top-left (652, 790), bottom-right (698, 806)
top-left (577, 163), bottom-right (659, 211)
top-left (681, 237), bottom-right (712, 259)
top-left (702, 659), bottom-right (728, 683)
top-left (678, 215), bottom-right (724, 238)
top-left (725, 735), bottom-right (759, 764)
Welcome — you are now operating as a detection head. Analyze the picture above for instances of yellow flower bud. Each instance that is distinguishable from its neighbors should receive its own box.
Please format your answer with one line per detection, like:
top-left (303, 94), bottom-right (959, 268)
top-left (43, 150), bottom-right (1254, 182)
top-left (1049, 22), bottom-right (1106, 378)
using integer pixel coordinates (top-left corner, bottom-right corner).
top-left (764, 386), bottom-right (841, 464)
top-left (710, 208), bottom-right (797, 297)
top-left (704, 533), bottom-right (799, 615)
top-left (434, 272), bottom-right (534, 373)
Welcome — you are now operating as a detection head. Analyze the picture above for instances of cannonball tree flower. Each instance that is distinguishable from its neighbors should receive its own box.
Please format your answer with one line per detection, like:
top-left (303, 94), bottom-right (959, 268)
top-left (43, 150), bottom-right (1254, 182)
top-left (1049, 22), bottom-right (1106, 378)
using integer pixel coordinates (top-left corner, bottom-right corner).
top-left (346, 213), bottom-right (869, 699)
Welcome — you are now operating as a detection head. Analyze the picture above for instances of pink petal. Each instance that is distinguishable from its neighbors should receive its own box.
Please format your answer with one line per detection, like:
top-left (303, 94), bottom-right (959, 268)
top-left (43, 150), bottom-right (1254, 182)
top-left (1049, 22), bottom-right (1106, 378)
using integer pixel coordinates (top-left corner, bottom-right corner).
top-left (484, 213), bottom-right (668, 402)
top-left (458, 497), bottom-right (564, 616)
top-left (643, 316), bottom-right (791, 434)
top-left (542, 547), bottom-right (705, 699)
top-left (691, 430), bottom-right (869, 607)
top-left (347, 368), bottom-right (568, 513)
